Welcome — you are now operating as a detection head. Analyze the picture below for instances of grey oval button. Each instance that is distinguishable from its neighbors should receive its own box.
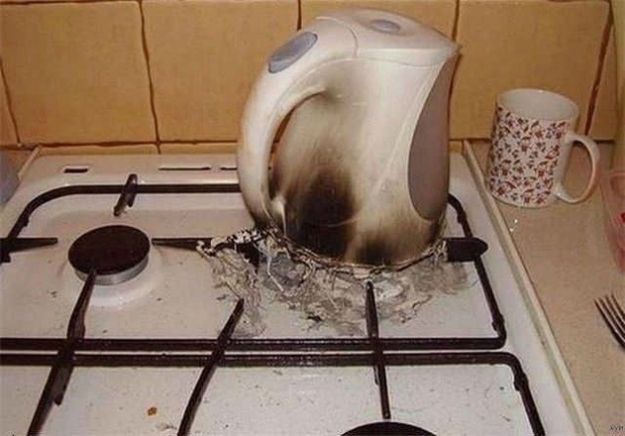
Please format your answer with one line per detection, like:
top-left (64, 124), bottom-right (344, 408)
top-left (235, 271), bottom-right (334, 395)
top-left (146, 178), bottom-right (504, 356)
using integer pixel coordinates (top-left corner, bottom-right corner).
top-left (268, 32), bottom-right (318, 73)
top-left (370, 19), bottom-right (401, 33)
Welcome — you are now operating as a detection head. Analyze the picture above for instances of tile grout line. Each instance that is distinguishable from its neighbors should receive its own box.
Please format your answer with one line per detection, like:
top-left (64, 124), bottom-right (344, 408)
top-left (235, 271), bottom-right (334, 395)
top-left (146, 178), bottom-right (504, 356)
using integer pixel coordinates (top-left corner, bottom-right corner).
top-left (451, 0), bottom-right (460, 41)
top-left (137, 0), bottom-right (161, 153)
top-left (584, 10), bottom-right (612, 135)
top-left (0, 56), bottom-right (21, 145)
top-left (296, 0), bottom-right (302, 29)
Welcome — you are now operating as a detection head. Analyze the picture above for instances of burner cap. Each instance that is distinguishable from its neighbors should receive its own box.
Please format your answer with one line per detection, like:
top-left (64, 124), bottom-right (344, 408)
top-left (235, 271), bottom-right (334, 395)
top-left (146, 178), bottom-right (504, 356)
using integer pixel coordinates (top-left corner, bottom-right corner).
top-left (69, 225), bottom-right (150, 286)
top-left (342, 422), bottom-right (435, 436)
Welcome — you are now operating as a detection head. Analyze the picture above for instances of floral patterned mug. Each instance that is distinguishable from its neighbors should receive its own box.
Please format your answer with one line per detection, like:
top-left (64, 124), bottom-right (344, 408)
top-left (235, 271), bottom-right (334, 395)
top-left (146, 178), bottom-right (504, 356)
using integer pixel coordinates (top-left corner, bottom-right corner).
top-left (486, 89), bottom-right (600, 207)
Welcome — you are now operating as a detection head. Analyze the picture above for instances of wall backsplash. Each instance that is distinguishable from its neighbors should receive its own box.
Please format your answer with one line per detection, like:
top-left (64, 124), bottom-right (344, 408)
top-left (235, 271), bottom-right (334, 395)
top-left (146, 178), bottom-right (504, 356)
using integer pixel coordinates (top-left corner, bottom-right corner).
top-left (0, 0), bottom-right (618, 151)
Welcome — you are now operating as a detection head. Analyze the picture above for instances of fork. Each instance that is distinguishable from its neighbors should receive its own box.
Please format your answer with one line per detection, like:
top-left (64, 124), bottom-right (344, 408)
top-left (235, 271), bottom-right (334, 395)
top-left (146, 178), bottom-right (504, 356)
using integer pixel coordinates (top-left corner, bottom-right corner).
top-left (595, 294), bottom-right (625, 350)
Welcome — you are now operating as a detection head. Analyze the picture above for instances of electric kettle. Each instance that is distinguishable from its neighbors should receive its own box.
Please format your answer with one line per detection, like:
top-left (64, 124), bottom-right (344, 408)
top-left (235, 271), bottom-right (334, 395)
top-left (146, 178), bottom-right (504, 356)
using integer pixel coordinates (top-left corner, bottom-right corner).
top-left (237, 9), bottom-right (458, 268)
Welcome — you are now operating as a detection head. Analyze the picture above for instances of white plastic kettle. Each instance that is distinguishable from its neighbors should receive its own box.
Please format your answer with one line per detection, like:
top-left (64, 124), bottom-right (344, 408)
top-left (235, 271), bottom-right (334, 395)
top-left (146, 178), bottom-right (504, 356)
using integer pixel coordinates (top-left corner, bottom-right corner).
top-left (237, 9), bottom-right (458, 268)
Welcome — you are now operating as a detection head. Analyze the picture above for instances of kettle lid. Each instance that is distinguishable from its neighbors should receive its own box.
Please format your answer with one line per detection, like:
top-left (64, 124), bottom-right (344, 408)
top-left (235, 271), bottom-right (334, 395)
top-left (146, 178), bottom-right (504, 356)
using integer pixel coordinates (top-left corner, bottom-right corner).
top-left (318, 9), bottom-right (457, 66)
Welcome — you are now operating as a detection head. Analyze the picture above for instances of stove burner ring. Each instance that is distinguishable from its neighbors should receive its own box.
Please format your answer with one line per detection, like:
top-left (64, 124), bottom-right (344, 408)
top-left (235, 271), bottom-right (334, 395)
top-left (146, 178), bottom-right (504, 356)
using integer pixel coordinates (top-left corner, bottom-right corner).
top-left (68, 225), bottom-right (150, 286)
top-left (342, 422), bottom-right (435, 436)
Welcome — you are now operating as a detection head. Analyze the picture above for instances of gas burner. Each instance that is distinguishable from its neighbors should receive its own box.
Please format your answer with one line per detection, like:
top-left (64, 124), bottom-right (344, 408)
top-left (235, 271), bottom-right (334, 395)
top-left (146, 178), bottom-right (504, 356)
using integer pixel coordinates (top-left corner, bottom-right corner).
top-left (342, 422), bottom-right (435, 436)
top-left (68, 225), bottom-right (150, 286)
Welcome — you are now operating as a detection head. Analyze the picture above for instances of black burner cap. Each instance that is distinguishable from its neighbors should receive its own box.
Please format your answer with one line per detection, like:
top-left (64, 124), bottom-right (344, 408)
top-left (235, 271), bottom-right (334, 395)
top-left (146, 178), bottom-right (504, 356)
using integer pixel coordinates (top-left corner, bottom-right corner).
top-left (68, 225), bottom-right (150, 285)
top-left (342, 422), bottom-right (435, 436)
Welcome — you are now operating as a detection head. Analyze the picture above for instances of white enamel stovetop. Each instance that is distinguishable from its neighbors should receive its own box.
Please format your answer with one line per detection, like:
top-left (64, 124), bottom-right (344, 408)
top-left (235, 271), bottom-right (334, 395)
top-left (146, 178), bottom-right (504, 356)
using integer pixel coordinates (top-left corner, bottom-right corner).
top-left (0, 151), bottom-right (590, 435)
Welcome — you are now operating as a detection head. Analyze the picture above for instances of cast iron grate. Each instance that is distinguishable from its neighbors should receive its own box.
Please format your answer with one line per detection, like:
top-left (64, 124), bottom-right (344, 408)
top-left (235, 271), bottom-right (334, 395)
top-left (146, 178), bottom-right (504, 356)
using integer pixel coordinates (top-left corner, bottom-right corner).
top-left (1, 182), bottom-right (506, 351)
top-left (0, 177), bottom-right (542, 435)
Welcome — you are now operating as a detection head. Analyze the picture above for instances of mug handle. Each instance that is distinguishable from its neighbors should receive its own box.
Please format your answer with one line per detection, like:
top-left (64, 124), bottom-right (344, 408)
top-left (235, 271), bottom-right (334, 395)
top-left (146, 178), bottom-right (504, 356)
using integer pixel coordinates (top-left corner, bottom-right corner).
top-left (554, 131), bottom-right (600, 204)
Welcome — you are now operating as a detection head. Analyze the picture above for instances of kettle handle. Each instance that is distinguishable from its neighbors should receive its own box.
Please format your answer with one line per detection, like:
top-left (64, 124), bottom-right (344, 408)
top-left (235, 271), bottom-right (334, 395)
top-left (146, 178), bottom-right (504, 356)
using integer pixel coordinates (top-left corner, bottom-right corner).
top-left (238, 71), bottom-right (324, 225)
top-left (237, 22), bottom-right (356, 225)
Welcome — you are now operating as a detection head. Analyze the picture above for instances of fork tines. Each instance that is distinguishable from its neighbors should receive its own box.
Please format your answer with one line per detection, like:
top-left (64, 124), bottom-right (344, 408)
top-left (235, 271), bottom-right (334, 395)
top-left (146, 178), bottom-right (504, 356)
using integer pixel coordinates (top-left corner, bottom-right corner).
top-left (595, 294), bottom-right (625, 350)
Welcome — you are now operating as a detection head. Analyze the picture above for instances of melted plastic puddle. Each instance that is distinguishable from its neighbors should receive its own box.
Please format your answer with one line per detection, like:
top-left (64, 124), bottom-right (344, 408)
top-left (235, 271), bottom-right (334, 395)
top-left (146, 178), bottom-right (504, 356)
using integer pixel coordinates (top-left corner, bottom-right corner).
top-left (198, 229), bottom-right (470, 337)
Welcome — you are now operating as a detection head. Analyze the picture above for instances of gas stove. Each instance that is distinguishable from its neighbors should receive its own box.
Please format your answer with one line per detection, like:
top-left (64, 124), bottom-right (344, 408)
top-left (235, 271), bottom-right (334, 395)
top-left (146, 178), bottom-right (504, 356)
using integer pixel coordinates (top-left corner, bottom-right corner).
top-left (0, 149), bottom-right (590, 435)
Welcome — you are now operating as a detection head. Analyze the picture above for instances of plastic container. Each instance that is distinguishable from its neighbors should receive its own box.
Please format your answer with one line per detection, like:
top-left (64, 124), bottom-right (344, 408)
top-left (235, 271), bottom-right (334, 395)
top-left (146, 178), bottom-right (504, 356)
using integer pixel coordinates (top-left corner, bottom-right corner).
top-left (600, 169), bottom-right (625, 272)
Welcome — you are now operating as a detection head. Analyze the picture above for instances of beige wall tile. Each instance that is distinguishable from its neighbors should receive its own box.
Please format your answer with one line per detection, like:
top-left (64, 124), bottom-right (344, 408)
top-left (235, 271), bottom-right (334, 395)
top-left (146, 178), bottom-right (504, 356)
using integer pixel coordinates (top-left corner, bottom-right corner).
top-left (144, 0), bottom-right (297, 142)
top-left (0, 72), bottom-right (17, 145)
top-left (160, 142), bottom-right (238, 154)
top-left (302, 0), bottom-right (456, 36)
top-left (451, 0), bottom-right (609, 139)
top-left (449, 140), bottom-right (463, 153)
top-left (39, 144), bottom-right (158, 155)
top-left (0, 2), bottom-right (155, 144)
top-left (589, 29), bottom-right (617, 140)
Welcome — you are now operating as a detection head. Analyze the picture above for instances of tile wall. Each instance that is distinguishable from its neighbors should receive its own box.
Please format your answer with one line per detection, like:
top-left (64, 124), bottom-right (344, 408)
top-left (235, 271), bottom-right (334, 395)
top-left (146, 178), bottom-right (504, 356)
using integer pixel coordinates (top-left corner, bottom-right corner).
top-left (0, 0), bottom-right (618, 153)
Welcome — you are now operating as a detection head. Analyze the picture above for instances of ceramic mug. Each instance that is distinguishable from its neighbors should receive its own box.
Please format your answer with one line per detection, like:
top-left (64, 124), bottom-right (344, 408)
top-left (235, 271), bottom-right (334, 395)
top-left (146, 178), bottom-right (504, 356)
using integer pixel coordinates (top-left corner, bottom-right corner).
top-left (486, 89), bottom-right (600, 207)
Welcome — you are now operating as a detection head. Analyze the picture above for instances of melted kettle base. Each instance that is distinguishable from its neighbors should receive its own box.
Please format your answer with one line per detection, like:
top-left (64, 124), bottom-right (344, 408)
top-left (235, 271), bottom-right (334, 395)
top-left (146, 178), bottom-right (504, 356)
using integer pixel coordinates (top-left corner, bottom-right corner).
top-left (198, 228), bottom-right (469, 338)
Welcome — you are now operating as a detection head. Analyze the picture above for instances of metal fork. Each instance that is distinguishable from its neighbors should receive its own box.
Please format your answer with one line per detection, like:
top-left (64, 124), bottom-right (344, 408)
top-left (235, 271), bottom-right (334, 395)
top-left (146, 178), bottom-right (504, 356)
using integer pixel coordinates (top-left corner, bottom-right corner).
top-left (595, 294), bottom-right (625, 350)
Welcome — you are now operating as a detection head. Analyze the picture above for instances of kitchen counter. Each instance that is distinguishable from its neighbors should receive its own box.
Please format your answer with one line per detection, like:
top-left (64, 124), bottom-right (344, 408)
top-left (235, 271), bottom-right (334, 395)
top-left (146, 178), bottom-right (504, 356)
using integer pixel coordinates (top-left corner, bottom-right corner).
top-left (471, 140), bottom-right (625, 436)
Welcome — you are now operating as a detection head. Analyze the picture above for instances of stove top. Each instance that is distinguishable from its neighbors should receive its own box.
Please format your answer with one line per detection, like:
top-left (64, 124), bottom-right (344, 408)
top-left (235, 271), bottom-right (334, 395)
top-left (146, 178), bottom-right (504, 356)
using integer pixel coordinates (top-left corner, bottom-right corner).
top-left (0, 152), bottom-right (588, 435)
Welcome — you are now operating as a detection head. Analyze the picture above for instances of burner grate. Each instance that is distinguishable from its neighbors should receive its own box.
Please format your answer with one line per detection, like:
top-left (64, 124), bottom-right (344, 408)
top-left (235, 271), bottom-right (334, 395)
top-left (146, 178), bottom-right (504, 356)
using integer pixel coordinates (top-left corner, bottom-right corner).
top-left (1, 281), bottom-right (543, 435)
top-left (27, 269), bottom-right (96, 434)
top-left (0, 177), bottom-right (542, 435)
top-left (1, 285), bottom-right (543, 435)
top-left (0, 236), bottom-right (58, 263)
top-left (178, 299), bottom-right (244, 435)
top-left (2, 183), bottom-right (505, 349)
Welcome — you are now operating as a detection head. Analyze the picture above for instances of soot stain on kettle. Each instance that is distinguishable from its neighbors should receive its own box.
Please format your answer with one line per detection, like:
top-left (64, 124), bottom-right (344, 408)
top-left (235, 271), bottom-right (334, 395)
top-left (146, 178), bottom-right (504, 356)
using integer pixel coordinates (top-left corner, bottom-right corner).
top-left (355, 212), bottom-right (438, 266)
top-left (274, 159), bottom-right (356, 259)
top-left (355, 234), bottom-right (396, 266)
top-left (269, 153), bottom-right (439, 266)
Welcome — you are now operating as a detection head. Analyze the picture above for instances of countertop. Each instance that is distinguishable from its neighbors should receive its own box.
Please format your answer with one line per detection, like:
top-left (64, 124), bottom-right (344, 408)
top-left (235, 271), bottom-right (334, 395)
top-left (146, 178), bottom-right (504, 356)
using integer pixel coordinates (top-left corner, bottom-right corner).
top-left (471, 140), bottom-right (624, 436)
top-left (2, 143), bottom-right (624, 434)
